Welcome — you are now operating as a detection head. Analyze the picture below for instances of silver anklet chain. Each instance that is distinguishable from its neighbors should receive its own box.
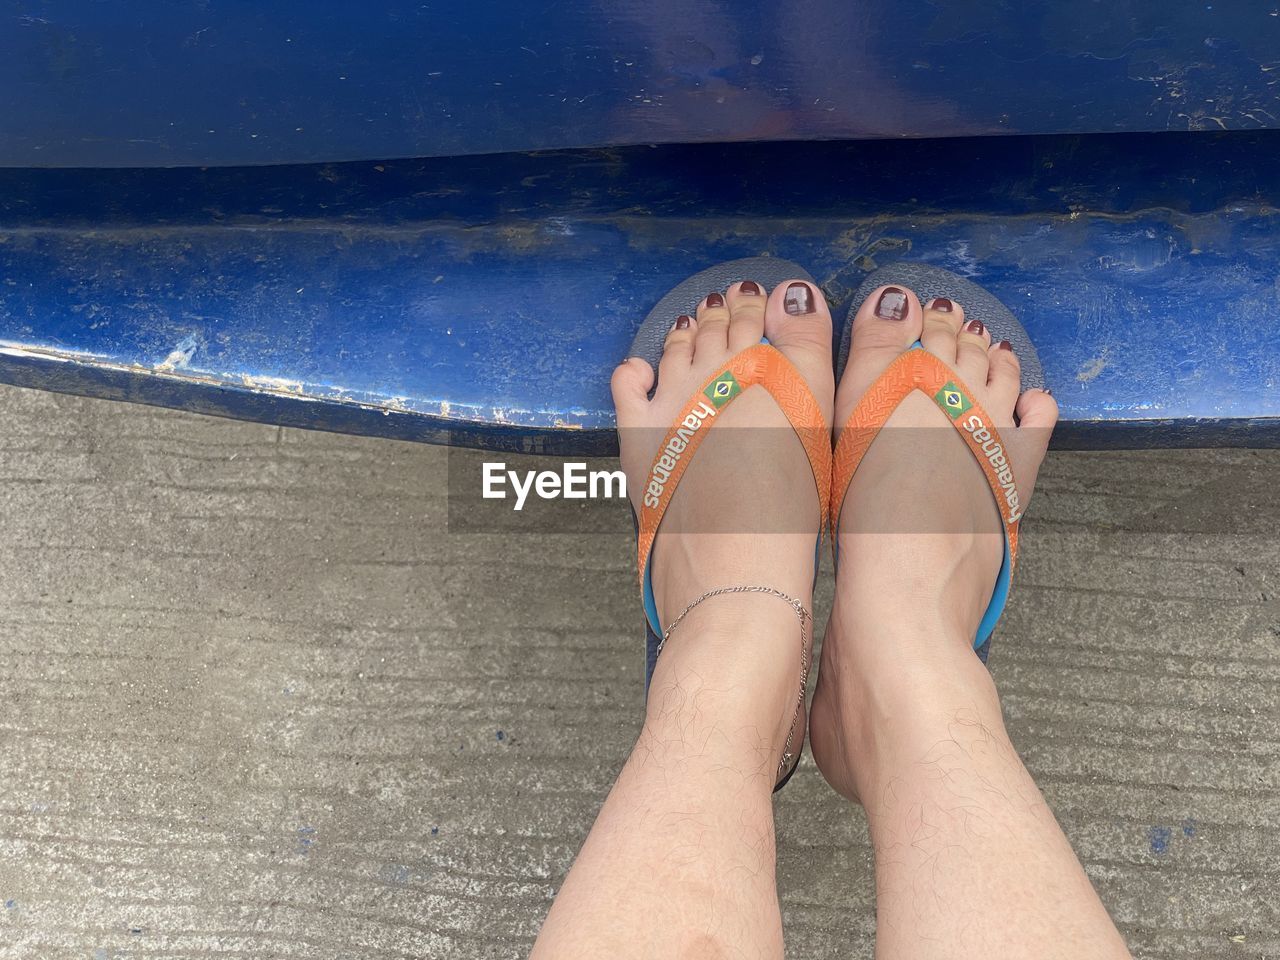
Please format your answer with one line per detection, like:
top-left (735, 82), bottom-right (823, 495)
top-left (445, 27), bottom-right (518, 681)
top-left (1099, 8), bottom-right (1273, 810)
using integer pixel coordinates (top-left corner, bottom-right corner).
top-left (657, 585), bottom-right (812, 779)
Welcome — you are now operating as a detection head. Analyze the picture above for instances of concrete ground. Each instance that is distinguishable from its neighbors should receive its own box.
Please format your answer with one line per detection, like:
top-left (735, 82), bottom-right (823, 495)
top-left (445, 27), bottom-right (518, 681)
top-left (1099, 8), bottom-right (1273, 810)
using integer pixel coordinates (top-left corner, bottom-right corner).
top-left (0, 383), bottom-right (1276, 960)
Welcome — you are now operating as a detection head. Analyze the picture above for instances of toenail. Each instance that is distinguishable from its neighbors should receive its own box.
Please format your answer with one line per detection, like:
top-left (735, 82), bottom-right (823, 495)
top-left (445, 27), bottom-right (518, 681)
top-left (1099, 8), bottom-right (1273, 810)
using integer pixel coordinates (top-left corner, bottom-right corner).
top-left (1043, 387), bottom-right (1053, 396)
top-left (965, 319), bottom-right (986, 335)
top-left (739, 280), bottom-right (762, 295)
top-left (784, 282), bottom-right (815, 315)
top-left (875, 287), bottom-right (908, 321)
top-left (674, 315), bottom-right (692, 330)
top-left (705, 292), bottom-right (725, 308)
top-left (929, 297), bottom-right (954, 313)
top-left (997, 339), bottom-right (1012, 351)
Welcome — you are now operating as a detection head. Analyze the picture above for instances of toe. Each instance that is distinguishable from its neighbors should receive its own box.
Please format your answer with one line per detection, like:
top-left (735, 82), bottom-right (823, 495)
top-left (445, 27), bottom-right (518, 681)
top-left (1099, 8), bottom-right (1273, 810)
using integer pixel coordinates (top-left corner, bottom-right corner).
top-left (694, 290), bottom-right (731, 352)
top-left (726, 279), bottom-right (767, 351)
top-left (841, 285), bottom-right (923, 397)
top-left (1016, 388), bottom-right (1058, 437)
top-left (762, 280), bottom-right (836, 412)
top-left (920, 296), bottom-right (963, 365)
top-left (611, 356), bottom-right (655, 424)
top-left (849, 285), bottom-right (922, 353)
top-left (954, 318), bottom-right (992, 387)
top-left (657, 314), bottom-right (697, 382)
top-left (985, 339), bottom-right (1021, 424)
top-left (1012, 387), bottom-right (1059, 487)
top-left (764, 279), bottom-right (834, 361)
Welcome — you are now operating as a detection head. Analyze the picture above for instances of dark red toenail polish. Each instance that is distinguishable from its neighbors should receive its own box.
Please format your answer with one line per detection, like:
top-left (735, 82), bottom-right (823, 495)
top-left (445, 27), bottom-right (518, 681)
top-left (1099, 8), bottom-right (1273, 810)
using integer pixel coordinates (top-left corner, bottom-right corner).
top-left (875, 287), bottom-right (908, 321)
top-left (784, 282), bottom-right (815, 315)
top-left (930, 297), bottom-right (954, 312)
top-left (674, 315), bottom-right (692, 330)
top-left (965, 319), bottom-right (986, 335)
top-left (739, 280), bottom-right (762, 295)
top-left (705, 292), bottom-right (725, 308)
top-left (997, 339), bottom-right (1012, 351)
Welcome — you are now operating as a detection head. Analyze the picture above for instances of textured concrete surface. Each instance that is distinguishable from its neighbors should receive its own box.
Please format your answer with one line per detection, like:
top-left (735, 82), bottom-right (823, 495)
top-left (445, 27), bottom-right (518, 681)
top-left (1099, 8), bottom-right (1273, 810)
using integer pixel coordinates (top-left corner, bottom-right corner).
top-left (0, 384), bottom-right (1277, 960)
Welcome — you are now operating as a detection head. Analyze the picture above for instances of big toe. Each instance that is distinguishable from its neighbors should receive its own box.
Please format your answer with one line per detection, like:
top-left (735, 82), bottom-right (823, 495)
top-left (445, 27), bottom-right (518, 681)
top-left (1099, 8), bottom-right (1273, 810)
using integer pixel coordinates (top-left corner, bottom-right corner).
top-left (837, 285), bottom-right (924, 407)
top-left (763, 279), bottom-right (834, 416)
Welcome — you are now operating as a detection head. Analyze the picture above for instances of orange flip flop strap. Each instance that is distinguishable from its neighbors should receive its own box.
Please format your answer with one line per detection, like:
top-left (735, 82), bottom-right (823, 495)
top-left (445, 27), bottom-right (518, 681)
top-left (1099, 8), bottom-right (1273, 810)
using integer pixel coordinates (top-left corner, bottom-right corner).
top-left (830, 348), bottom-right (1023, 568)
top-left (636, 343), bottom-right (832, 585)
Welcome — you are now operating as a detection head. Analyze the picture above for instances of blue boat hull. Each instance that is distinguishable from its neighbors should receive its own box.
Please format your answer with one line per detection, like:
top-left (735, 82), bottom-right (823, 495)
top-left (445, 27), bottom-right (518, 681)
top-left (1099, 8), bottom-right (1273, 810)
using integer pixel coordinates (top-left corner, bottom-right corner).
top-left (2, 3), bottom-right (1277, 449)
top-left (3, 1), bottom-right (1280, 168)
top-left (0, 132), bottom-right (1278, 451)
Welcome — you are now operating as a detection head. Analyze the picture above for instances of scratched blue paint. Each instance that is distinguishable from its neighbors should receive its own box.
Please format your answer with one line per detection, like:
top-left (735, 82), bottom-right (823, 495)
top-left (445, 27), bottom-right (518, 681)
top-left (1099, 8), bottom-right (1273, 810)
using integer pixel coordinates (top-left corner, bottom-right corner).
top-left (0, 132), bottom-right (1277, 451)
top-left (296, 825), bottom-right (316, 854)
top-left (1148, 825), bottom-right (1173, 855)
top-left (1182, 818), bottom-right (1198, 838)
top-left (496, 730), bottom-right (506, 742)
top-left (4, 899), bottom-right (15, 909)
top-left (3, 1), bottom-right (1280, 168)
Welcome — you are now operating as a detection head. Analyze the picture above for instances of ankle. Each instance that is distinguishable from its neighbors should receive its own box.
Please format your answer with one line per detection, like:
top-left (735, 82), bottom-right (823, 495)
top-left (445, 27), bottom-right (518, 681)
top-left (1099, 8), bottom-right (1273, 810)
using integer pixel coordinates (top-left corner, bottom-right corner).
top-left (645, 595), bottom-right (809, 768)
top-left (653, 531), bottom-right (819, 619)
top-left (819, 614), bottom-right (1006, 795)
top-left (830, 587), bottom-right (992, 670)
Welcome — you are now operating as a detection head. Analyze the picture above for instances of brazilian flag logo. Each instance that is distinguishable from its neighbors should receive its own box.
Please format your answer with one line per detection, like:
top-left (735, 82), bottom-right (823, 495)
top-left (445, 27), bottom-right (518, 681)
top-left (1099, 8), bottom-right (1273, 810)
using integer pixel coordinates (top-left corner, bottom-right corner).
top-left (704, 370), bottom-right (742, 408)
top-left (935, 381), bottom-right (972, 419)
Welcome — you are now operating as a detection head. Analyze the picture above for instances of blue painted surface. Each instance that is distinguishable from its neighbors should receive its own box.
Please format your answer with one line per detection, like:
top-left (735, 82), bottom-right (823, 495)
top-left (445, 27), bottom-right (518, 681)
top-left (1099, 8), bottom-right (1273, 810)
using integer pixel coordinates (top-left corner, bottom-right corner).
top-left (4, 2), bottom-right (1280, 168)
top-left (0, 131), bottom-right (1278, 451)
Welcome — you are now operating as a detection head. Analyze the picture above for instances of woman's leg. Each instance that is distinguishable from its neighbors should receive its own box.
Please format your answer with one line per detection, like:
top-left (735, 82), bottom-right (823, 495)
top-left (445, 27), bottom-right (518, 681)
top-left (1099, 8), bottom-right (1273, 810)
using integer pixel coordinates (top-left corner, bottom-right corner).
top-left (811, 287), bottom-right (1132, 959)
top-left (532, 278), bottom-right (835, 959)
top-left (531, 597), bottom-right (805, 958)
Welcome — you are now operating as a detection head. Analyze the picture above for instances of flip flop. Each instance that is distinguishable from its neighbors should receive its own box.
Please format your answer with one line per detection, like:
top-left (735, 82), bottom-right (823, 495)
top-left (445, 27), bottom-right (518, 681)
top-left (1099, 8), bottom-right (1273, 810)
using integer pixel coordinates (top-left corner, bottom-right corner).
top-left (626, 257), bottom-right (832, 790)
top-left (832, 264), bottom-right (1046, 662)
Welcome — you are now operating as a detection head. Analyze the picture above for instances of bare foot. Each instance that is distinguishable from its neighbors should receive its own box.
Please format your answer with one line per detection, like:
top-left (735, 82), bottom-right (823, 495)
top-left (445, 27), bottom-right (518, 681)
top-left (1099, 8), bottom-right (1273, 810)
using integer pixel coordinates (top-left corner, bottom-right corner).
top-left (809, 285), bottom-right (1058, 802)
top-left (610, 278), bottom-right (833, 774)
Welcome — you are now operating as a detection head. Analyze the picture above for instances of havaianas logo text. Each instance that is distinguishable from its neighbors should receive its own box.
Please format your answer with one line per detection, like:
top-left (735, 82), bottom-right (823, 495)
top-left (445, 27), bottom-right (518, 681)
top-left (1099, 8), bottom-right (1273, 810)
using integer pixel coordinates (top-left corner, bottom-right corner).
top-left (961, 414), bottom-right (1022, 523)
top-left (643, 400), bottom-right (718, 508)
